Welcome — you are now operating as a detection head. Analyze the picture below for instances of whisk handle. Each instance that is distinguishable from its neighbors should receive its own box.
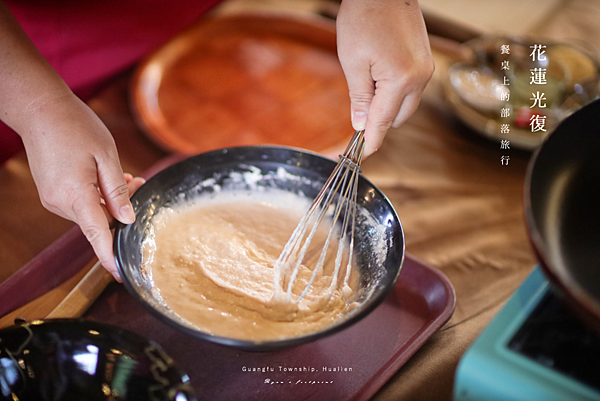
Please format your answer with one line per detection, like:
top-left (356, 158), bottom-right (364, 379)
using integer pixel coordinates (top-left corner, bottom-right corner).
top-left (340, 130), bottom-right (365, 166)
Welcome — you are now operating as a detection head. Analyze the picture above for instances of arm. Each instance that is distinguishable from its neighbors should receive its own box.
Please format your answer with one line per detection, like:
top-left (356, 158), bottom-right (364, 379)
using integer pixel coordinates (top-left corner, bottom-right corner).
top-left (0, 1), bottom-right (144, 281)
top-left (336, 0), bottom-right (434, 156)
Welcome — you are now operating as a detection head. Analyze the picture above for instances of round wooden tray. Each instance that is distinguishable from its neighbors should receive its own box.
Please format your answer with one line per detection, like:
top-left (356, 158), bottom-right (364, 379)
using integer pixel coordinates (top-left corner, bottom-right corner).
top-left (130, 13), bottom-right (353, 155)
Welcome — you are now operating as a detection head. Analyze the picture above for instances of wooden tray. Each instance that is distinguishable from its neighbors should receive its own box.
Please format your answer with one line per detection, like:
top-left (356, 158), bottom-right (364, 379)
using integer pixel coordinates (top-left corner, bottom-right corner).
top-left (131, 13), bottom-right (354, 155)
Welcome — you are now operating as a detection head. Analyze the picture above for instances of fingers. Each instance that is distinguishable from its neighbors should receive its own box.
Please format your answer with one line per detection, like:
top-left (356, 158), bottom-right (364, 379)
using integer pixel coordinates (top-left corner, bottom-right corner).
top-left (346, 68), bottom-right (375, 133)
top-left (72, 184), bottom-right (122, 282)
top-left (98, 174), bottom-right (145, 227)
top-left (339, 45), bottom-right (427, 158)
top-left (72, 173), bottom-right (144, 283)
top-left (392, 92), bottom-right (422, 128)
top-left (77, 171), bottom-right (144, 283)
top-left (96, 153), bottom-right (136, 225)
top-left (362, 79), bottom-right (405, 157)
top-left (341, 56), bottom-right (382, 156)
top-left (362, 90), bottom-right (424, 156)
top-left (127, 176), bottom-right (146, 195)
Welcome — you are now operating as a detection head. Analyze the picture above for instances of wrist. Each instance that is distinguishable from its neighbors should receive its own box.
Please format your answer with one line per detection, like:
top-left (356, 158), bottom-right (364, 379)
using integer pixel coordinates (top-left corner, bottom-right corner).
top-left (12, 87), bottom-right (78, 142)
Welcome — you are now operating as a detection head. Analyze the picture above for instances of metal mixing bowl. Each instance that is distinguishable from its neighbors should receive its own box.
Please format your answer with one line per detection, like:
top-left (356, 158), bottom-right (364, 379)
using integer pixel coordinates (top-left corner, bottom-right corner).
top-left (114, 146), bottom-right (404, 351)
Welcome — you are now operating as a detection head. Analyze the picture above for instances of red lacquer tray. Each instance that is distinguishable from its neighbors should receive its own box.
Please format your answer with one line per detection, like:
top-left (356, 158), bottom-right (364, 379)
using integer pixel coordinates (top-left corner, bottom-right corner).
top-left (85, 254), bottom-right (454, 401)
top-left (0, 241), bottom-right (454, 401)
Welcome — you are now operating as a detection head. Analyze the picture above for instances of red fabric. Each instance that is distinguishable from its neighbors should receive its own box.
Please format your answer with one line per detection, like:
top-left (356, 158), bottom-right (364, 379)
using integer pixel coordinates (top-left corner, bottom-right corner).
top-left (0, 123), bottom-right (23, 164)
top-left (0, 0), bottom-right (223, 164)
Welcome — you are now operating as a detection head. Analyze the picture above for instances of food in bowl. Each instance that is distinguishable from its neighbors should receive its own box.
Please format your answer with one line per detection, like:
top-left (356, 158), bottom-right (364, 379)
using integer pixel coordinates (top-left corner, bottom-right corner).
top-left (142, 189), bottom-right (360, 341)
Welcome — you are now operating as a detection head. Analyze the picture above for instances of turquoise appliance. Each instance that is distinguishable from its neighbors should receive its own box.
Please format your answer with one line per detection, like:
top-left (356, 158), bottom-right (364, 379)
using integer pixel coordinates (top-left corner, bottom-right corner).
top-left (454, 266), bottom-right (600, 400)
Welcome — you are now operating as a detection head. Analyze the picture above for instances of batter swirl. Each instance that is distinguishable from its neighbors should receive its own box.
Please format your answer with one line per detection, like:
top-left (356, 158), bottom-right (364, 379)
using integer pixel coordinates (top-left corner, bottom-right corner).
top-left (143, 192), bottom-right (358, 341)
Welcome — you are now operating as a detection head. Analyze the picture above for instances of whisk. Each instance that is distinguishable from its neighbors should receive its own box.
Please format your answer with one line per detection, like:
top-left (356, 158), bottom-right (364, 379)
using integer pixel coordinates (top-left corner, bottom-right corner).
top-left (272, 130), bottom-right (366, 304)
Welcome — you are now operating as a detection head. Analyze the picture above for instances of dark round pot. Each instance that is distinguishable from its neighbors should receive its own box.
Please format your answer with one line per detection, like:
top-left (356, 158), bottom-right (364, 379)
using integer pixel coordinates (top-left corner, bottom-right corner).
top-left (0, 319), bottom-right (196, 401)
top-left (525, 98), bottom-right (600, 332)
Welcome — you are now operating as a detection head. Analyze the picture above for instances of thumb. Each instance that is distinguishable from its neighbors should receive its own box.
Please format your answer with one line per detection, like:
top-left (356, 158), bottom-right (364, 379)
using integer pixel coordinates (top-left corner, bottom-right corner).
top-left (341, 56), bottom-right (375, 132)
top-left (351, 105), bottom-right (369, 133)
top-left (97, 156), bottom-right (135, 225)
top-left (348, 83), bottom-right (374, 133)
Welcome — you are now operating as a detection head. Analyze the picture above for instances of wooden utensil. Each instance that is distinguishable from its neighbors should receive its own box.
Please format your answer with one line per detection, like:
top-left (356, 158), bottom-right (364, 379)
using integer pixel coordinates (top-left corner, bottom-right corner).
top-left (0, 259), bottom-right (113, 328)
top-left (46, 260), bottom-right (114, 318)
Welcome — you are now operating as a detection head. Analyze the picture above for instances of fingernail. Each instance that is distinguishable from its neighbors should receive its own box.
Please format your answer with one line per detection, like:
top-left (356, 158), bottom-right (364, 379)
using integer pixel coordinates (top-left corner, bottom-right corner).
top-left (352, 111), bottom-right (368, 130)
top-left (112, 272), bottom-right (122, 283)
top-left (120, 203), bottom-right (135, 224)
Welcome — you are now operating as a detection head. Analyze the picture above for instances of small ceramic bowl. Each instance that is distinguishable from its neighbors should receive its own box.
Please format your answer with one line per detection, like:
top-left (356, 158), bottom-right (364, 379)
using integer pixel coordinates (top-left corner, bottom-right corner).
top-left (0, 319), bottom-right (196, 401)
top-left (443, 35), bottom-right (600, 150)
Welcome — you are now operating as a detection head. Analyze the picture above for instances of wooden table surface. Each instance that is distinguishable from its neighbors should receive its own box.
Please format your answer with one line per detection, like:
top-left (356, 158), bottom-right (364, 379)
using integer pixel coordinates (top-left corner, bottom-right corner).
top-left (1, 1), bottom-right (599, 399)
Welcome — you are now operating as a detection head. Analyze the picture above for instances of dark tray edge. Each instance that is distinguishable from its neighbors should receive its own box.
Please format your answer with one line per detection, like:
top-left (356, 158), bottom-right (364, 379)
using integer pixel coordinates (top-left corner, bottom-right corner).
top-left (353, 254), bottom-right (456, 401)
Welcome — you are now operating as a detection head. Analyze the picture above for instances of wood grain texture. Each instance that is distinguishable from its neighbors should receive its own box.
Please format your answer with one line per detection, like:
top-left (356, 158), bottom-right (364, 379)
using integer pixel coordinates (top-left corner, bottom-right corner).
top-left (46, 260), bottom-right (114, 319)
top-left (131, 13), bottom-right (353, 155)
top-left (0, 258), bottom-right (96, 328)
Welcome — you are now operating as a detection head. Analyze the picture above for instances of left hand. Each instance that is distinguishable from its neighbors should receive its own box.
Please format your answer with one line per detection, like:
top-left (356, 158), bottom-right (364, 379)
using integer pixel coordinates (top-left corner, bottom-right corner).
top-left (18, 92), bottom-right (147, 282)
top-left (336, 0), bottom-right (434, 156)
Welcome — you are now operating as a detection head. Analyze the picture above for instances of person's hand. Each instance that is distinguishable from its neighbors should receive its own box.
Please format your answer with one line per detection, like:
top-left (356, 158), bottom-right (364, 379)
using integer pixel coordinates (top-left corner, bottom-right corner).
top-left (336, 0), bottom-right (434, 156)
top-left (1, 2), bottom-right (144, 281)
top-left (20, 92), bottom-right (145, 282)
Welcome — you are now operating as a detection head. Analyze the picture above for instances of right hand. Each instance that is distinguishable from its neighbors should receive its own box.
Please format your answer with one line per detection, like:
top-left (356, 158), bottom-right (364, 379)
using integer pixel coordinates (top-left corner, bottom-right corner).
top-left (336, 0), bottom-right (434, 157)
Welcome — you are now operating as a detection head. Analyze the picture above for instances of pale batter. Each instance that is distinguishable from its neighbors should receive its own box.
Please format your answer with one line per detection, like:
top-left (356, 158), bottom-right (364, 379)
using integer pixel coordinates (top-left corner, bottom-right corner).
top-left (142, 191), bottom-right (358, 341)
